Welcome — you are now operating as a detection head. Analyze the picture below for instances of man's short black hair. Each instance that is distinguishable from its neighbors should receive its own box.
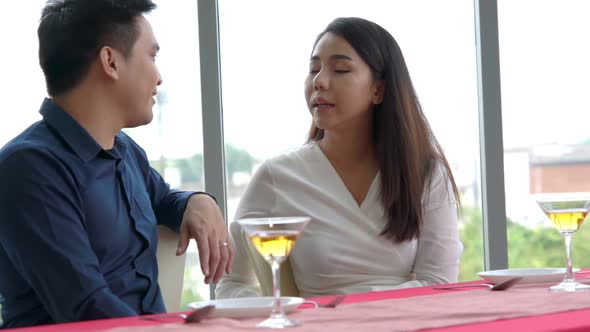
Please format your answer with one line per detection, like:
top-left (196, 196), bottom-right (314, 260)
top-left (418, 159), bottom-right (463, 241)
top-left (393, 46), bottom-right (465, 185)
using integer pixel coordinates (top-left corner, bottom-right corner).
top-left (38, 0), bottom-right (157, 96)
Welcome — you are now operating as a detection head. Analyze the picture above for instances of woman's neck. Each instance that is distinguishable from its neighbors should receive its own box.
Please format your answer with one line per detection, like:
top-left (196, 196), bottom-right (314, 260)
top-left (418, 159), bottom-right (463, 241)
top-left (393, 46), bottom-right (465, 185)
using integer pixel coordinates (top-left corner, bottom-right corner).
top-left (318, 129), bottom-right (377, 168)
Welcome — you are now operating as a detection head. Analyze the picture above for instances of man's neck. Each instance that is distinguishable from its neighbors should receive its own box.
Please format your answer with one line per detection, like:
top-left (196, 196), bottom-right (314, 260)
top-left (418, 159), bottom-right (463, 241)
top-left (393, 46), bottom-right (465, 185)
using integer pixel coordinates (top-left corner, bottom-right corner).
top-left (52, 89), bottom-right (122, 150)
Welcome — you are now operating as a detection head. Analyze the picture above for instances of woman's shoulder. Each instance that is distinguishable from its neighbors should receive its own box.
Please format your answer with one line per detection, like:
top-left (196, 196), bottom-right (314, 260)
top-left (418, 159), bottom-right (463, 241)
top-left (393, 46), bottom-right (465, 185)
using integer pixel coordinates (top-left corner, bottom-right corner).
top-left (423, 160), bottom-right (456, 207)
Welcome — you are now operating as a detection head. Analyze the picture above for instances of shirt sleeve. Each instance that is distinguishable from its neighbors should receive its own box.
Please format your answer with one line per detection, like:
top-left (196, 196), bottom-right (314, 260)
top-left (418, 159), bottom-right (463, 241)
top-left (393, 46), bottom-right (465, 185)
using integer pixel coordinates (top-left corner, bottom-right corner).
top-left (408, 163), bottom-right (463, 286)
top-left (215, 162), bottom-right (276, 298)
top-left (144, 166), bottom-right (196, 232)
top-left (0, 149), bottom-right (137, 322)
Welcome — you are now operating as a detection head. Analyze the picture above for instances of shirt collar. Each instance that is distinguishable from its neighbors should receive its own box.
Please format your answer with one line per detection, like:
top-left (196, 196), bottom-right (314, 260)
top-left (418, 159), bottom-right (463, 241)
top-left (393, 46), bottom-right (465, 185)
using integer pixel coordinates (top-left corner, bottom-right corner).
top-left (39, 98), bottom-right (104, 163)
top-left (103, 134), bottom-right (128, 162)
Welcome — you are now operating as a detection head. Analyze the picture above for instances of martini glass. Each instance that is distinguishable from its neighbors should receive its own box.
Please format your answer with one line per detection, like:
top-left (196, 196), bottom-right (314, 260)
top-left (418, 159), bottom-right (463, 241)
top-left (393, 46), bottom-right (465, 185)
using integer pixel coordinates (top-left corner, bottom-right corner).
top-left (238, 216), bottom-right (310, 328)
top-left (536, 193), bottom-right (590, 292)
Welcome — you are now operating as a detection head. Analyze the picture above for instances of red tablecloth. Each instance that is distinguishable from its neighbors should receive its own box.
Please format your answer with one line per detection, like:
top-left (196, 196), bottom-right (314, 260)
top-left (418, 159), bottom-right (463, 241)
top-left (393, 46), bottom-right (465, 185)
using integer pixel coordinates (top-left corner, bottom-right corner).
top-left (8, 272), bottom-right (590, 332)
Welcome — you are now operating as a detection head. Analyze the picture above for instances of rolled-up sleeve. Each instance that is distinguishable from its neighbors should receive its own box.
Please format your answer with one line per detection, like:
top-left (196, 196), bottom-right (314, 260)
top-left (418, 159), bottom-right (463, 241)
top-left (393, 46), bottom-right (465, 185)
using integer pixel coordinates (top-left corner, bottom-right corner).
top-left (0, 149), bottom-right (136, 322)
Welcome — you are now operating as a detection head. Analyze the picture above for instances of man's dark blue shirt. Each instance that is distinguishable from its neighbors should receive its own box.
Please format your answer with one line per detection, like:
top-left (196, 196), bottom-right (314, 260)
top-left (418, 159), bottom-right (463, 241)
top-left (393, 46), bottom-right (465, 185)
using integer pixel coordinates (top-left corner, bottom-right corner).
top-left (0, 99), bottom-right (194, 328)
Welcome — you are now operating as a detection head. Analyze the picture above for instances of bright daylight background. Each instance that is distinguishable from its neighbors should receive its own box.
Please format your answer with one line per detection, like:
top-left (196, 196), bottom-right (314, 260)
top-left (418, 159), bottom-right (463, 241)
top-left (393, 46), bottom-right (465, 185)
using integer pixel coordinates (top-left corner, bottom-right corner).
top-left (1, 0), bottom-right (589, 311)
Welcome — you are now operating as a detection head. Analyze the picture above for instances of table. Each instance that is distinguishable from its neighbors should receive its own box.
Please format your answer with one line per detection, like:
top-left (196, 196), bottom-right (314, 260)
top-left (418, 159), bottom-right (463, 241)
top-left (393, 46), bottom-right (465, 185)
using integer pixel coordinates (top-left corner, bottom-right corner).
top-left (9, 273), bottom-right (590, 332)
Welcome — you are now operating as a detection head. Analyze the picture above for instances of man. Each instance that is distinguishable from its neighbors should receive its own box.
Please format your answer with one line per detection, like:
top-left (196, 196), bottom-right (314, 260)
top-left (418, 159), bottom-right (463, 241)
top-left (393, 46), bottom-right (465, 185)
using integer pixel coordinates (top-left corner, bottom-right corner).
top-left (0, 0), bottom-right (233, 328)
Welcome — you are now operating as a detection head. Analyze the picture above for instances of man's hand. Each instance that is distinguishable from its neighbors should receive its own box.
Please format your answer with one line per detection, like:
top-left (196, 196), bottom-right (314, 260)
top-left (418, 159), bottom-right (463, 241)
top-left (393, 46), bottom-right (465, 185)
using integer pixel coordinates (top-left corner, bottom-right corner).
top-left (176, 194), bottom-right (233, 284)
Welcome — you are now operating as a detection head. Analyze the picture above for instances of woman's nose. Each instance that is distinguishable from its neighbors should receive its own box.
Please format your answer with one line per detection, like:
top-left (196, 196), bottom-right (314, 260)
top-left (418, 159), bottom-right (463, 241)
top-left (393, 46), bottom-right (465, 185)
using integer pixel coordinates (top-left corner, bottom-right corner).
top-left (313, 71), bottom-right (328, 90)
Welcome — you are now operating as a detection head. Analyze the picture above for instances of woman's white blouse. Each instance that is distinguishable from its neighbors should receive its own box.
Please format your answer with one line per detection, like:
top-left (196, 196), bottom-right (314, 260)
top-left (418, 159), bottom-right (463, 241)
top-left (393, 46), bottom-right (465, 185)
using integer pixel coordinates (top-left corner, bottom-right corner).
top-left (216, 142), bottom-right (463, 298)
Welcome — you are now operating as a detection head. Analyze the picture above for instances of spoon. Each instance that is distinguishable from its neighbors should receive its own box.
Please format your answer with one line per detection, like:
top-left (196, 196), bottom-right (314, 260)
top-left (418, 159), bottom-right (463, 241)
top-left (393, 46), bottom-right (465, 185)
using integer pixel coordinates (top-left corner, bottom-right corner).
top-left (140, 305), bottom-right (215, 323)
top-left (322, 295), bottom-right (346, 308)
top-left (432, 277), bottom-right (523, 291)
top-left (303, 294), bottom-right (347, 309)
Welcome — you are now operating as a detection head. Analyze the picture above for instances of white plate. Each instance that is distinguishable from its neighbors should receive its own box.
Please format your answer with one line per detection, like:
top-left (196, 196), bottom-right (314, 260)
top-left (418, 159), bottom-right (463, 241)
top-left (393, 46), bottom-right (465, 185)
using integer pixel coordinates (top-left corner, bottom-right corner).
top-left (478, 268), bottom-right (580, 285)
top-left (187, 297), bottom-right (304, 318)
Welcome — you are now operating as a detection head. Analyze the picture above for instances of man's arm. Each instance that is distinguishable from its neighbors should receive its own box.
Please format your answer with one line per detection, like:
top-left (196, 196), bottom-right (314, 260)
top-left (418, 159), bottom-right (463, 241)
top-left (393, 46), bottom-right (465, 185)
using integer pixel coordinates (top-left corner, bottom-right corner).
top-left (0, 149), bottom-right (136, 323)
top-left (144, 166), bottom-right (232, 284)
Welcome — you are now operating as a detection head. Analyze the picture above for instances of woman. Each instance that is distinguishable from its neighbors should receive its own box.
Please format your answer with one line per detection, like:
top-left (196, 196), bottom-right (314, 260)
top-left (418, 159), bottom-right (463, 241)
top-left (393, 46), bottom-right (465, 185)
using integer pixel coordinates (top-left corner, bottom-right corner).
top-left (216, 17), bottom-right (462, 298)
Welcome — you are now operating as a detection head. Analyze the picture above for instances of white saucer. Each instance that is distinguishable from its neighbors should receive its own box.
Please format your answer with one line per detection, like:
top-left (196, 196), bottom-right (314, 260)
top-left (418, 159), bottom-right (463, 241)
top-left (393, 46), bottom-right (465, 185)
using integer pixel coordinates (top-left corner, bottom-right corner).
top-left (187, 296), bottom-right (304, 318)
top-left (478, 268), bottom-right (580, 285)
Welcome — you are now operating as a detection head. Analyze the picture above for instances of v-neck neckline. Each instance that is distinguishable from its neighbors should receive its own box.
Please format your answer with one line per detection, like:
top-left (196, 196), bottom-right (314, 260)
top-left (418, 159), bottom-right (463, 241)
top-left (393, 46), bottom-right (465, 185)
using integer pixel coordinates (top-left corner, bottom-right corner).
top-left (312, 141), bottom-right (380, 210)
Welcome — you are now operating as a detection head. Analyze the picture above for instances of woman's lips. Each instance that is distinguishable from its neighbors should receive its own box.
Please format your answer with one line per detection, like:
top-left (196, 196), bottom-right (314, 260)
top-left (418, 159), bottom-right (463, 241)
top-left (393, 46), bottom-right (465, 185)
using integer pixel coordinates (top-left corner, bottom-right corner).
top-left (314, 103), bottom-right (334, 111)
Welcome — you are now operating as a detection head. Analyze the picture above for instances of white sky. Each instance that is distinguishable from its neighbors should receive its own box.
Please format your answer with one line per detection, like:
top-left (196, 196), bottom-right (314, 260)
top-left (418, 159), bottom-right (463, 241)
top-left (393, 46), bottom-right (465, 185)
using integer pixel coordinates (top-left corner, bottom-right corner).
top-left (1, 0), bottom-right (589, 165)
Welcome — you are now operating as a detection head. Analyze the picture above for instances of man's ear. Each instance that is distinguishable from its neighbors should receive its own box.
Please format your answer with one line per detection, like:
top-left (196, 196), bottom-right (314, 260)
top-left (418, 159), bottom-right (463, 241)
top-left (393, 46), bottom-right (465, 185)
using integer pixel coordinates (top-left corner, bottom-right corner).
top-left (372, 80), bottom-right (385, 105)
top-left (98, 46), bottom-right (120, 80)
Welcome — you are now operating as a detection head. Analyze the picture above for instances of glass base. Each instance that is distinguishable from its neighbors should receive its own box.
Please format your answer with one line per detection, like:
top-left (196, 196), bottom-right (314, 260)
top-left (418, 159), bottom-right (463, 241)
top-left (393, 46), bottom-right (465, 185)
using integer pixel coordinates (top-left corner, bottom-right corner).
top-left (256, 315), bottom-right (301, 329)
top-left (550, 280), bottom-right (590, 292)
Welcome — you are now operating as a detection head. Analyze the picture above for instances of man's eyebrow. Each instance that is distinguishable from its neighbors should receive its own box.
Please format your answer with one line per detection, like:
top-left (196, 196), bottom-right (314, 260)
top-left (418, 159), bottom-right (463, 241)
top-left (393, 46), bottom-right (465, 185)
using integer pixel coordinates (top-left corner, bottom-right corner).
top-left (310, 54), bottom-right (353, 61)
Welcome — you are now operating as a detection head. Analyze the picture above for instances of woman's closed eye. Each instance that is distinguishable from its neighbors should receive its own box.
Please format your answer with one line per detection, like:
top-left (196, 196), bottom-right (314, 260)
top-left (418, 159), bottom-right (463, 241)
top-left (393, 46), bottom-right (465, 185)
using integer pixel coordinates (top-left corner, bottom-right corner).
top-left (308, 64), bottom-right (320, 74)
top-left (308, 65), bottom-right (350, 74)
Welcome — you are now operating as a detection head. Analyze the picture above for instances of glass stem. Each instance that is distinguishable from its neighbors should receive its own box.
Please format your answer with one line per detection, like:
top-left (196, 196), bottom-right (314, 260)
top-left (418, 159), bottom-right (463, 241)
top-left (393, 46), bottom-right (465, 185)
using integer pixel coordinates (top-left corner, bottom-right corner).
top-left (270, 261), bottom-right (284, 317)
top-left (563, 232), bottom-right (575, 282)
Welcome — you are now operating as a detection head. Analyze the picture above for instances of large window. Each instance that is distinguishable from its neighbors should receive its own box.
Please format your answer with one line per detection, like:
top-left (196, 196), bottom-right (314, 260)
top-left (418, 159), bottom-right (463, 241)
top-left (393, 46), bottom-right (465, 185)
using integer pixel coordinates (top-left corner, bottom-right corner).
top-left (218, 0), bottom-right (484, 281)
top-left (498, 0), bottom-right (590, 268)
